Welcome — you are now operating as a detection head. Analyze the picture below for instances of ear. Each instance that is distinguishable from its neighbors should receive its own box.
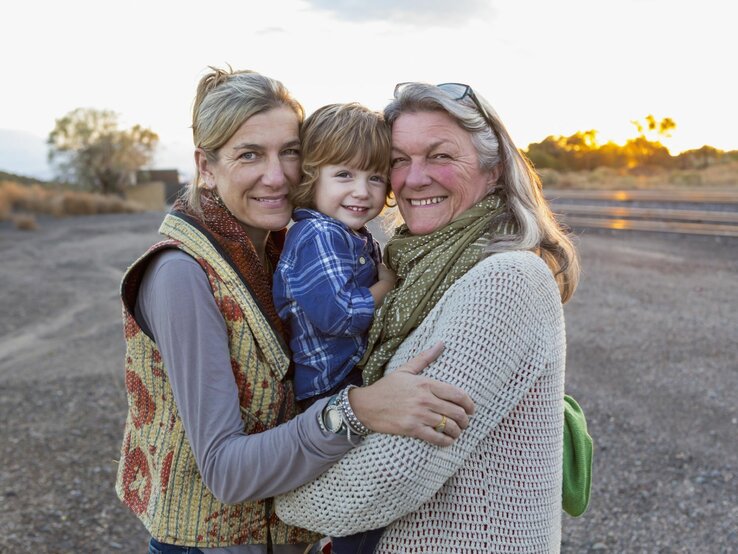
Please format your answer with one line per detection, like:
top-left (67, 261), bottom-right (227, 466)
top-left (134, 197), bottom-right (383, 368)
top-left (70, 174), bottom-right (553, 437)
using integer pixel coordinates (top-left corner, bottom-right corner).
top-left (487, 162), bottom-right (502, 187)
top-left (487, 163), bottom-right (502, 194)
top-left (195, 148), bottom-right (216, 190)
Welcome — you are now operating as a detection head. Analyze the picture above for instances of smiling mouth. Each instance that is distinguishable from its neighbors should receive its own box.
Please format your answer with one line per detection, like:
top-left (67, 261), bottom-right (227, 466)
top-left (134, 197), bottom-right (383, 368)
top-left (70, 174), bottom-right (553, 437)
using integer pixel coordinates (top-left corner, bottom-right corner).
top-left (254, 195), bottom-right (287, 206)
top-left (342, 205), bottom-right (370, 213)
top-left (408, 196), bottom-right (446, 206)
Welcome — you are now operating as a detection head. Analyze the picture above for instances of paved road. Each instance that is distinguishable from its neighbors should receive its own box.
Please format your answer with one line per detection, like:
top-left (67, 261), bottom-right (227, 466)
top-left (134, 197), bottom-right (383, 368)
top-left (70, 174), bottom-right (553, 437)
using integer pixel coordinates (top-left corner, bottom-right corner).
top-left (0, 213), bottom-right (736, 552)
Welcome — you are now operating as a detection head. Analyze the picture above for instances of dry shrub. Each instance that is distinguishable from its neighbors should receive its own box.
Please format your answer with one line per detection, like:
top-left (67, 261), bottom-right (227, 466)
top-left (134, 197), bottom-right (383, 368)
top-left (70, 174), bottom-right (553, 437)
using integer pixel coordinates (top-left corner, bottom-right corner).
top-left (537, 168), bottom-right (561, 188)
top-left (669, 172), bottom-right (703, 187)
top-left (0, 190), bottom-right (9, 221)
top-left (0, 181), bottom-right (148, 220)
top-left (700, 160), bottom-right (738, 188)
top-left (1, 181), bottom-right (58, 216)
top-left (11, 213), bottom-right (39, 231)
top-left (540, 161), bottom-right (738, 191)
top-left (58, 191), bottom-right (101, 215)
top-left (96, 194), bottom-right (144, 214)
top-left (0, 181), bottom-right (29, 218)
top-left (56, 191), bottom-right (144, 215)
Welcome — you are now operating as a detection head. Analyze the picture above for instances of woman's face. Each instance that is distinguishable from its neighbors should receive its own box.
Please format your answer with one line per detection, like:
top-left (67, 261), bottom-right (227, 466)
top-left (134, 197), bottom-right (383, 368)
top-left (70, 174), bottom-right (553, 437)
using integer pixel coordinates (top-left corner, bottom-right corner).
top-left (390, 110), bottom-right (496, 235)
top-left (198, 106), bottom-right (301, 245)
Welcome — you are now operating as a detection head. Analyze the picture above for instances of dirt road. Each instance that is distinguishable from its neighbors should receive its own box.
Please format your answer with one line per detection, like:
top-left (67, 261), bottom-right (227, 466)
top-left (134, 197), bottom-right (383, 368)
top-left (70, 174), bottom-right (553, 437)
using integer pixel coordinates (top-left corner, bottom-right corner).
top-left (1, 212), bottom-right (736, 552)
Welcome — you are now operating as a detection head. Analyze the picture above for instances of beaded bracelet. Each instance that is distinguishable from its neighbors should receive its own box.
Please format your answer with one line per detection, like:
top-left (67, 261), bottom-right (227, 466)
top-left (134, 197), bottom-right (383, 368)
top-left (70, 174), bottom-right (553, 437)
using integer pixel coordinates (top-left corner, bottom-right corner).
top-left (339, 385), bottom-right (372, 437)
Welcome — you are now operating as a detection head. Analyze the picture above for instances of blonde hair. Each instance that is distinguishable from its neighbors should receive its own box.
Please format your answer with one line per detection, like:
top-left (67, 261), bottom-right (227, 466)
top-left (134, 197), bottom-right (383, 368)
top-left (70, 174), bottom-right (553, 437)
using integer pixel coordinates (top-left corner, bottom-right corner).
top-left (384, 83), bottom-right (580, 303)
top-left (291, 103), bottom-right (392, 210)
top-left (184, 66), bottom-right (304, 211)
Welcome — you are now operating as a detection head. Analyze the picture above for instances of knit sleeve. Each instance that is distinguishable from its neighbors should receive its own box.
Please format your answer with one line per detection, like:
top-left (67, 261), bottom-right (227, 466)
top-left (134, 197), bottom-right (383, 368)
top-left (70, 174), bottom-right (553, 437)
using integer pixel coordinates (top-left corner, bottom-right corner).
top-left (275, 252), bottom-right (562, 535)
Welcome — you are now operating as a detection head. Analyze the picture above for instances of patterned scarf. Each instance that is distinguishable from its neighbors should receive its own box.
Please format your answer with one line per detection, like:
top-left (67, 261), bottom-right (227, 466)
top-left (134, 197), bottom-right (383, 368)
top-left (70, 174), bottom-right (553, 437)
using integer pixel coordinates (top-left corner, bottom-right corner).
top-left (170, 190), bottom-right (286, 339)
top-left (360, 193), bottom-right (514, 385)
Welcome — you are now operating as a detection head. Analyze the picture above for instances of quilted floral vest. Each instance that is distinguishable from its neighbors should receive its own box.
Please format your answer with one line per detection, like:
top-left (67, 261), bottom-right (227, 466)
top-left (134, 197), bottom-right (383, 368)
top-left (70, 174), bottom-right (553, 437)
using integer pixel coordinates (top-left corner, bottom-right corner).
top-left (115, 212), bottom-right (318, 547)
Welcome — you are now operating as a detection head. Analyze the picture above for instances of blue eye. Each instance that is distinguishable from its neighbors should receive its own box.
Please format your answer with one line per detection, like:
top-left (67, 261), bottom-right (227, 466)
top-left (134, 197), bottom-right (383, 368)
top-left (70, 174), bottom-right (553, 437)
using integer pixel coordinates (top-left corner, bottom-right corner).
top-left (240, 152), bottom-right (257, 161)
top-left (282, 148), bottom-right (300, 157)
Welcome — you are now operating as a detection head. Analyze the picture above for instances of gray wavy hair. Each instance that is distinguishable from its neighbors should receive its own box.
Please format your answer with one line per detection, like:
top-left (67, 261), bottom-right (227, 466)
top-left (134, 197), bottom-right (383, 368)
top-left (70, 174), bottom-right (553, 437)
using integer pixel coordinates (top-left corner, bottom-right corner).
top-left (384, 83), bottom-right (579, 303)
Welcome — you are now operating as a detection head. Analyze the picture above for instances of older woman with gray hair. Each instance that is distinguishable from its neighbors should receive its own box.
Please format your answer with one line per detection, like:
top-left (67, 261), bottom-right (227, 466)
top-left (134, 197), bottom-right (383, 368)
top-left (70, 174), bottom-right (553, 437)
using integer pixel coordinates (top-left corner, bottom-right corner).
top-left (276, 82), bottom-right (584, 553)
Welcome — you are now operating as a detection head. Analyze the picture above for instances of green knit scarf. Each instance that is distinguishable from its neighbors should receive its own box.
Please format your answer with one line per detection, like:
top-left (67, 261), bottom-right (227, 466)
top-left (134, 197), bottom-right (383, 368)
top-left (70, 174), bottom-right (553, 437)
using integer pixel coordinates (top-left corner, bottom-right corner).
top-left (359, 193), bottom-right (513, 385)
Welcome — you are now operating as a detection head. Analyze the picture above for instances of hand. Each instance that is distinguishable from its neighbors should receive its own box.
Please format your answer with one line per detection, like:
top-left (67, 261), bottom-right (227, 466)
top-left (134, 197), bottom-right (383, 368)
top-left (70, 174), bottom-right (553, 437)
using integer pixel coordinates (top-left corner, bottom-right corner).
top-left (369, 263), bottom-right (397, 306)
top-left (376, 263), bottom-right (397, 286)
top-left (349, 342), bottom-right (475, 447)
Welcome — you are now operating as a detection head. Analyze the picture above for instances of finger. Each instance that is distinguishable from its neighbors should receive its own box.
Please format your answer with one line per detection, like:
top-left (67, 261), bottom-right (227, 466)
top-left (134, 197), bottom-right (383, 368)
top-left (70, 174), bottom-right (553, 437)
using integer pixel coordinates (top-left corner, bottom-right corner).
top-left (439, 417), bottom-right (462, 440)
top-left (430, 381), bottom-right (475, 416)
top-left (425, 412), bottom-right (461, 439)
top-left (397, 342), bottom-right (445, 375)
top-left (413, 424), bottom-right (454, 447)
top-left (424, 398), bottom-right (471, 430)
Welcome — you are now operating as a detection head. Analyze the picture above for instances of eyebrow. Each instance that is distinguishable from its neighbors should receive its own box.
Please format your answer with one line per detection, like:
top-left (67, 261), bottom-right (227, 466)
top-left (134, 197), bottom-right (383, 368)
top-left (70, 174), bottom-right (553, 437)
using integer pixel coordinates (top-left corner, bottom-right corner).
top-left (232, 138), bottom-right (300, 150)
top-left (392, 140), bottom-right (450, 154)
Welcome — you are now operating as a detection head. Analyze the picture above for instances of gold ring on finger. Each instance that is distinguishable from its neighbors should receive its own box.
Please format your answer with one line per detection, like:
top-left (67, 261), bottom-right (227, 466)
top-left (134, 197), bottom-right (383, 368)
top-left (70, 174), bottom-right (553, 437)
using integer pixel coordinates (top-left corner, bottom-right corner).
top-left (434, 414), bottom-right (447, 433)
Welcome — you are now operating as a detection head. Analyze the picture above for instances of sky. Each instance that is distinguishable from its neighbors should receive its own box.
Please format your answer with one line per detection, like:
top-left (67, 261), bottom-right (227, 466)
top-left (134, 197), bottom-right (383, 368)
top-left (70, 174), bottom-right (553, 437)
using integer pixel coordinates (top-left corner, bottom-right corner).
top-left (2, 0), bottom-right (737, 180)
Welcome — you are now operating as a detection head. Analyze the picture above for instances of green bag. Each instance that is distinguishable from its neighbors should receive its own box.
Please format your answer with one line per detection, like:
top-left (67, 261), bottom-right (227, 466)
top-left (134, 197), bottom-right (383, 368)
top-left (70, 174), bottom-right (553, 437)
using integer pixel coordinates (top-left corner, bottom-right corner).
top-left (562, 394), bottom-right (593, 517)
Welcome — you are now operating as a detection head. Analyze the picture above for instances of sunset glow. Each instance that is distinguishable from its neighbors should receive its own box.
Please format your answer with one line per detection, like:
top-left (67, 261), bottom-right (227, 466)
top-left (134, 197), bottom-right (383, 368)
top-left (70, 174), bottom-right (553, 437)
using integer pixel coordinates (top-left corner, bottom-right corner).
top-left (2, 0), bottom-right (736, 179)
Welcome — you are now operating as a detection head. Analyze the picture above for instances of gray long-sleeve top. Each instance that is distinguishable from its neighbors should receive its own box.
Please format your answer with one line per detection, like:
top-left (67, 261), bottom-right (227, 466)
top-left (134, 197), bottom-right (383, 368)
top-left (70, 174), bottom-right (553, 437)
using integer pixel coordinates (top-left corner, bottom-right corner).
top-left (135, 249), bottom-right (355, 554)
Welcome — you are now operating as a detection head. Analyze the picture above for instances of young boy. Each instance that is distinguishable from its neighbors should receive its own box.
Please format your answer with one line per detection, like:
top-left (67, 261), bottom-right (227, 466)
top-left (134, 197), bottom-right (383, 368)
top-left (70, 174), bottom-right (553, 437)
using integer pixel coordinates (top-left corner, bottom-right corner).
top-left (272, 103), bottom-right (394, 553)
top-left (273, 102), bottom-right (395, 407)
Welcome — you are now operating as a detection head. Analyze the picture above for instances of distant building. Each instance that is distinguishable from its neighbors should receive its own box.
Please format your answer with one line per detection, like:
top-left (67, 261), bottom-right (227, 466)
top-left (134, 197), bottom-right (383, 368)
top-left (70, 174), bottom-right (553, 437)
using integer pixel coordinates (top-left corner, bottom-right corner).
top-left (136, 169), bottom-right (184, 205)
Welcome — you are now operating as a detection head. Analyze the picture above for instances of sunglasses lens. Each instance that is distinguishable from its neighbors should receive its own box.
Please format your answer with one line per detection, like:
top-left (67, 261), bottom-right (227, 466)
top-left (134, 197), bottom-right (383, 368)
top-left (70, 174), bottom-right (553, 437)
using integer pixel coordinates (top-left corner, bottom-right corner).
top-left (436, 83), bottom-right (470, 101)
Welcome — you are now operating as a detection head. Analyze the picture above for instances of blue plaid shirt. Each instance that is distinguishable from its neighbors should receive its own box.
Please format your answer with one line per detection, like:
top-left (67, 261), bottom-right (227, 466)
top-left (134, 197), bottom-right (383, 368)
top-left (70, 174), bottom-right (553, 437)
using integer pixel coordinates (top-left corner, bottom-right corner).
top-left (273, 209), bottom-right (381, 401)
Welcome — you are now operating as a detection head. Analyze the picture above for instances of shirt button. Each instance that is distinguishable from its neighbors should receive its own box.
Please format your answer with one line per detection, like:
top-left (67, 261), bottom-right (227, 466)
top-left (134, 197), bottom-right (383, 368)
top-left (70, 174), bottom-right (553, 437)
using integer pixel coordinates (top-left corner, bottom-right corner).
top-left (359, 256), bottom-right (366, 265)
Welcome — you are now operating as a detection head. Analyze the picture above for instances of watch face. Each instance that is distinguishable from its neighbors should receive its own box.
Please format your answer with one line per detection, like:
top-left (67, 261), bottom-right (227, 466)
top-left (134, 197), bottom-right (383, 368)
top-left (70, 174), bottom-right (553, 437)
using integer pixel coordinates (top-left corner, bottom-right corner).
top-left (325, 406), bottom-right (344, 433)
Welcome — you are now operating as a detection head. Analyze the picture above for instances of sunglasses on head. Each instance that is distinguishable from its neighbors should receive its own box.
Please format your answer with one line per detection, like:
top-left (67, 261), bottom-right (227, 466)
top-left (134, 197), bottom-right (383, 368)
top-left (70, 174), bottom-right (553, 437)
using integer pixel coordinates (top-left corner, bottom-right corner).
top-left (393, 82), bottom-right (496, 132)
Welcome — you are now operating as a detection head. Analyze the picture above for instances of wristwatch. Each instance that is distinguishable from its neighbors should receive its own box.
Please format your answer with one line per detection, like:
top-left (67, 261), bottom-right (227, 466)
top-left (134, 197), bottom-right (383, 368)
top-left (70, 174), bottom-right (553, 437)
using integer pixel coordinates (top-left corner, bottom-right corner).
top-left (319, 394), bottom-right (347, 435)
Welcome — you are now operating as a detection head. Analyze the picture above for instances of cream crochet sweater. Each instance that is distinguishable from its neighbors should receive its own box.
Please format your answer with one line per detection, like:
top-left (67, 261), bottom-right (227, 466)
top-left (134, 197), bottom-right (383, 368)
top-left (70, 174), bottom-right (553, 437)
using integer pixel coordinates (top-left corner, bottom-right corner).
top-left (276, 251), bottom-right (566, 553)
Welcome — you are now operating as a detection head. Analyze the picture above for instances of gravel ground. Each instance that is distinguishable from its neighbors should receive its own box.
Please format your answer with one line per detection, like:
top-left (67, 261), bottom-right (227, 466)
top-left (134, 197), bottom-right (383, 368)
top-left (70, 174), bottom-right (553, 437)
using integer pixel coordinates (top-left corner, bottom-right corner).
top-left (0, 212), bottom-right (736, 553)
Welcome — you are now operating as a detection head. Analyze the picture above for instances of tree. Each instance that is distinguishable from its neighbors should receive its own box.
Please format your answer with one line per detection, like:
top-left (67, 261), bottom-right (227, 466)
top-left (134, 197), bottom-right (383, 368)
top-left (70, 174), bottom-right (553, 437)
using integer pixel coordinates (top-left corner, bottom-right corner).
top-left (526, 131), bottom-right (607, 171)
top-left (48, 108), bottom-right (159, 194)
top-left (630, 114), bottom-right (677, 140)
top-left (677, 145), bottom-right (723, 169)
top-left (622, 136), bottom-right (673, 168)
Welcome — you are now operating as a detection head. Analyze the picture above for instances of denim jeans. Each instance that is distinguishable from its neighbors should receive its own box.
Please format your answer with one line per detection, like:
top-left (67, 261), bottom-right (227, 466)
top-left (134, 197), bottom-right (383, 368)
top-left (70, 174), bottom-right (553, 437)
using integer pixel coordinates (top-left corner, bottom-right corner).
top-left (148, 537), bottom-right (204, 554)
top-left (330, 527), bottom-right (385, 554)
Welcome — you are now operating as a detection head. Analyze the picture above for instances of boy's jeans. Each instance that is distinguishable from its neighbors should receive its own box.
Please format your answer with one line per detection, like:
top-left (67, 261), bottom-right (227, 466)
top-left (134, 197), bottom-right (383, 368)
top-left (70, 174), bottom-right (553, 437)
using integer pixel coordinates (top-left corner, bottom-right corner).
top-left (331, 527), bottom-right (385, 554)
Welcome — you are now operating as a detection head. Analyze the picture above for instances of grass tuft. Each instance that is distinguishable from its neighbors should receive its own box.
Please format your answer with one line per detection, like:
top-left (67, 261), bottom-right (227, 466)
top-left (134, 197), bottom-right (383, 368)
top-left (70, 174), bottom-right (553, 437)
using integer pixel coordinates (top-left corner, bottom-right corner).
top-left (12, 213), bottom-right (39, 231)
top-left (0, 181), bottom-right (145, 227)
top-left (539, 160), bottom-right (738, 190)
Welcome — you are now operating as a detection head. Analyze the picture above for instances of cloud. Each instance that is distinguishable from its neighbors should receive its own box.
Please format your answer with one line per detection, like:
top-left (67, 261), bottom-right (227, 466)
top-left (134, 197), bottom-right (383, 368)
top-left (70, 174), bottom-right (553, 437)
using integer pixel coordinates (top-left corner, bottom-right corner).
top-left (304, 0), bottom-right (495, 26)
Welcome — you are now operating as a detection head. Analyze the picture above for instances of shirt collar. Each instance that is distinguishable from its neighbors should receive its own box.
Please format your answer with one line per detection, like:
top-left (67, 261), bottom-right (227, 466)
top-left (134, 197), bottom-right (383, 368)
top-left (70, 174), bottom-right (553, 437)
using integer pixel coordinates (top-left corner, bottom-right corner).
top-left (292, 208), bottom-right (372, 238)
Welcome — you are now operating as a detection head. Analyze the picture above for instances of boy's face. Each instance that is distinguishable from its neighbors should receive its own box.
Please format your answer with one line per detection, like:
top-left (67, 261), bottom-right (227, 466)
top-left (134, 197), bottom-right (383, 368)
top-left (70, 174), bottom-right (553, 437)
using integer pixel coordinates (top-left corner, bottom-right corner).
top-left (314, 164), bottom-right (387, 230)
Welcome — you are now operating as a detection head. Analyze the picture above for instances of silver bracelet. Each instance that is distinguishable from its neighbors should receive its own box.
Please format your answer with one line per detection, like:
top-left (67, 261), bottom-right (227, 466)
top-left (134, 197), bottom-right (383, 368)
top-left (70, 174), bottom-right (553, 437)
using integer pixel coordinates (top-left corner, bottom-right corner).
top-left (339, 385), bottom-right (372, 436)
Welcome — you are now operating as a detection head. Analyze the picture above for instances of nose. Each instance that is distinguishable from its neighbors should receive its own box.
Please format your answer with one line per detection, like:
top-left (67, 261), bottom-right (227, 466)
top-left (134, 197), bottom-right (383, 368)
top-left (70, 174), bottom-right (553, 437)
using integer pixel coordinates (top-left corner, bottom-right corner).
top-left (402, 159), bottom-right (431, 189)
top-left (261, 155), bottom-right (287, 188)
top-left (351, 178), bottom-right (370, 199)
